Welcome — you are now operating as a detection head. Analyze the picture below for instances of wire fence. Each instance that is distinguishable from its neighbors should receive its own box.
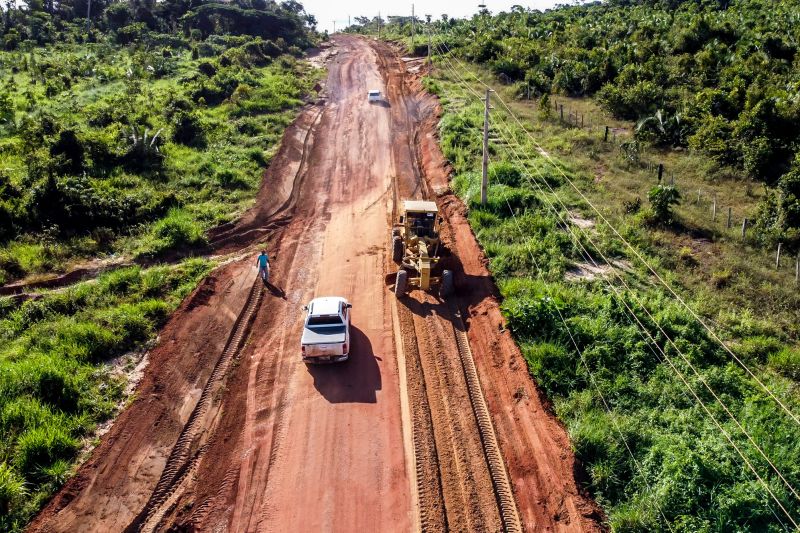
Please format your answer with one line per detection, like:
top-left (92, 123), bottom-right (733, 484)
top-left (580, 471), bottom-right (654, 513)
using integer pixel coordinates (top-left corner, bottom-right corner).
top-left (540, 97), bottom-right (800, 282)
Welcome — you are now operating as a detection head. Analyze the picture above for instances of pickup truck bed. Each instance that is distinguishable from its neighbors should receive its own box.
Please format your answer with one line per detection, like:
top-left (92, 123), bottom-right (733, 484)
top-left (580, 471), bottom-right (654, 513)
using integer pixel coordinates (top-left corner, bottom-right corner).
top-left (301, 326), bottom-right (346, 345)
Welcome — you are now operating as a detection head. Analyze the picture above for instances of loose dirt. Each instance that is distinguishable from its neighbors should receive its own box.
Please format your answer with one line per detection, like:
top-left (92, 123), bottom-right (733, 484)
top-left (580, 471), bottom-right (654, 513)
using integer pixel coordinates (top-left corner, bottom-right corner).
top-left (29, 36), bottom-right (604, 533)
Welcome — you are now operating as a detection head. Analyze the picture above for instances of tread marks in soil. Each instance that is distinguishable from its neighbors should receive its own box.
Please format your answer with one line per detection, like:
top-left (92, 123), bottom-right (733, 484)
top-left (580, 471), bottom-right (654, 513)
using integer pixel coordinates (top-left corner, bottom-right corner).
top-left (126, 279), bottom-right (265, 533)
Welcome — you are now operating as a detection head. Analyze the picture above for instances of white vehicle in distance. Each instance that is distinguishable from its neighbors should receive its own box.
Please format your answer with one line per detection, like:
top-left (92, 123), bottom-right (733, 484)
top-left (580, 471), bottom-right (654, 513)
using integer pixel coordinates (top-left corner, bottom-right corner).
top-left (300, 297), bottom-right (352, 363)
top-left (368, 89), bottom-right (381, 102)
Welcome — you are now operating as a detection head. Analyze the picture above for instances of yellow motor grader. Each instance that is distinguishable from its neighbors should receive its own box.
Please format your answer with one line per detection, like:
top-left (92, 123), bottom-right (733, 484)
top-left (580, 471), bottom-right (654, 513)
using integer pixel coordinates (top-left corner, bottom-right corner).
top-left (392, 200), bottom-right (454, 298)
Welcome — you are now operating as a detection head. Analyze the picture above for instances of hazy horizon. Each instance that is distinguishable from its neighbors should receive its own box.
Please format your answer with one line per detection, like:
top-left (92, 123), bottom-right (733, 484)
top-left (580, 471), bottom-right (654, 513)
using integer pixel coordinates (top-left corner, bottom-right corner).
top-left (303, 1), bottom-right (585, 34)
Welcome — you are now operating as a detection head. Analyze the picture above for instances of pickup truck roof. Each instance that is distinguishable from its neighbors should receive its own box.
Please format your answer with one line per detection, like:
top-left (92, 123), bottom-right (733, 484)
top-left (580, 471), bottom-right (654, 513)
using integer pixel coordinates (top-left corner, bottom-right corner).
top-left (307, 296), bottom-right (347, 316)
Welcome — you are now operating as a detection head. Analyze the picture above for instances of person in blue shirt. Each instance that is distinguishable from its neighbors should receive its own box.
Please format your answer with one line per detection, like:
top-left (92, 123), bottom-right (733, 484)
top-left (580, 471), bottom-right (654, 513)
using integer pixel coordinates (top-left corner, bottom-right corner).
top-left (256, 250), bottom-right (270, 283)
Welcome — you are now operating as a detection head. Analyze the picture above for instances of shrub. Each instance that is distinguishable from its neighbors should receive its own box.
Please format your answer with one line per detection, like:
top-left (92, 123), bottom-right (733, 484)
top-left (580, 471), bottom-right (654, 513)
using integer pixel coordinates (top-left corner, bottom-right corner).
top-left (488, 161), bottom-right (523, 187)
top-left (522, 341), bottom-right (576, 397)
top-left (710, 269), bottom-right (732, 289)
top-left (144, 208), bottom-right (207, 255)
top-left (647, 185), bottom-right (680, 224)
top-left (171, 111), bottom-right (206, 147)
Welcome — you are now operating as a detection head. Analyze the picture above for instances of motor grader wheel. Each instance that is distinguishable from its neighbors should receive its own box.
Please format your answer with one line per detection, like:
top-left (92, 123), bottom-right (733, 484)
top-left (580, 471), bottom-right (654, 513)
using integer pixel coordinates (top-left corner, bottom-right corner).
top-left (395, 270), bottom-right (408, 296)
top-left (439, 269), bottom-right (454, 298)
top-left (392, 236), bottom-right (404, 264)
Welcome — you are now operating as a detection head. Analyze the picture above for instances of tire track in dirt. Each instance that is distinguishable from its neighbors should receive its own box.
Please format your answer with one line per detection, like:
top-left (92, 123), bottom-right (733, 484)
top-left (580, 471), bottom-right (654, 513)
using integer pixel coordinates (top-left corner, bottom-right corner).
top-left (126, 278), bottom-right (264, 532)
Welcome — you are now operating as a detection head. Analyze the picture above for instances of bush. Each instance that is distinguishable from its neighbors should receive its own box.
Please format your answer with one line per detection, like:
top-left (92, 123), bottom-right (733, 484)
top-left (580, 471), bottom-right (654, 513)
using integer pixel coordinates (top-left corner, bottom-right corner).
top-left (647, 185), bottom-right (681, 224)
top-left (171, 111), bottom-right (206, 147)
top-left (144, 208), bottom-right (207, 255)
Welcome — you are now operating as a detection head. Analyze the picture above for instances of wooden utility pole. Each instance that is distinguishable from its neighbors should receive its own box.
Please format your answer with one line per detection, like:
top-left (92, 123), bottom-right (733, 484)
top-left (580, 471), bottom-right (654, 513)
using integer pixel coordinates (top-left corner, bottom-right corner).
top-left (86, 0), bottom-right (92, 31)
top-left (481, 88), bottom-right (493, 206)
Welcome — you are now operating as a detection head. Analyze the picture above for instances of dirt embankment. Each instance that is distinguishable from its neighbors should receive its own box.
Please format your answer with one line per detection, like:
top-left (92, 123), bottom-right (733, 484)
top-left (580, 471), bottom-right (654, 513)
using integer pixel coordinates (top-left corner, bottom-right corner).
top-left (398, 43), bottom-right (606, 531)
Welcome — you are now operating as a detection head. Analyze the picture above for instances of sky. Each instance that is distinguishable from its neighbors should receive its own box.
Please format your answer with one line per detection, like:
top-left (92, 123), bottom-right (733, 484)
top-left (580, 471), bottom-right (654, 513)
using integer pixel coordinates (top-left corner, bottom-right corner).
top-left (303, 1), bottom-right (581, 34)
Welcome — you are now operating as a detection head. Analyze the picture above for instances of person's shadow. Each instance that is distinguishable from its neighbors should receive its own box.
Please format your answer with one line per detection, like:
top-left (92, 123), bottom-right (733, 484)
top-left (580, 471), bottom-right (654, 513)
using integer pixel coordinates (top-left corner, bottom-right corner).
top-left (306, 326), bottom-right (381, 403)
top-left (263, 279), bottom-right (287, 299)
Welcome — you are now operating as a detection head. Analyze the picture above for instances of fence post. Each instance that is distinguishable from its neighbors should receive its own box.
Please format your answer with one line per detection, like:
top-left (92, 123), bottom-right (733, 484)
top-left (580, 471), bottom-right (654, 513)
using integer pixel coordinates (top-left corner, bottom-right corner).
top-left (560, 105), bottom-right (564, 122)
top-left (712, 193), bottom-right (717, 221)
top-left (727, 207), bottom-right (732, 229)
top-left (776, 243), bottom-right (782, 269)
top-left (581, 114), bottom-right (584, 128)
top-left (741, 217), bottom-right (748, 239)
top-left (796, 253), bottom-right (799, 284)
top-left (604, 125), bottom-right (609, 142)
top-left (697, 189), bottom-right (701, 204)
top-left (657, 163), bottom-right (663, 183)
top-left (554, 99), bottom-right (558, 112)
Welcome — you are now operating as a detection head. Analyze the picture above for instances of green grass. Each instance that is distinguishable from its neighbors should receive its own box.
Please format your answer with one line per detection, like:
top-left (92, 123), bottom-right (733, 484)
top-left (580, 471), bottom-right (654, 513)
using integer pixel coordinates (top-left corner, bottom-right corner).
top-left (428, 54), bottom-right (800, 531)
top-left (0, 258), bottom-right (212, 530)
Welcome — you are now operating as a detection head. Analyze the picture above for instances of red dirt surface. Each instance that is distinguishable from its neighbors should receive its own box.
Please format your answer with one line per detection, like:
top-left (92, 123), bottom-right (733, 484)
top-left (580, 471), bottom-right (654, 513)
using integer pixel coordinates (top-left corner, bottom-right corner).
top-left (29, 36), bottom-right (603, 533)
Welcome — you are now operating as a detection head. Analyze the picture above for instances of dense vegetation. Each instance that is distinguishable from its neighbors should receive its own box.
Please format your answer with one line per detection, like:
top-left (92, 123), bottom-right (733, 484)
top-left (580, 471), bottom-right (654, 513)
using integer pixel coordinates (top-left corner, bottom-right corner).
top-left (434, 75), bottom-right (800, 531)
top-left (0, 0), bottom-right (318, 528)
top-left (0, 0), bottom-right (318, 284)
top-left (356, 0), bottom-right (800, 248)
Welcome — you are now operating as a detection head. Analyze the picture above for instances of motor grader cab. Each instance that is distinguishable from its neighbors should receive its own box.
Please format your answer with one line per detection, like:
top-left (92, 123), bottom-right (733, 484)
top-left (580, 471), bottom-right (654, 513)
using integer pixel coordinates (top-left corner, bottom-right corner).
top-left (392, 200), bottom-right (454, 297)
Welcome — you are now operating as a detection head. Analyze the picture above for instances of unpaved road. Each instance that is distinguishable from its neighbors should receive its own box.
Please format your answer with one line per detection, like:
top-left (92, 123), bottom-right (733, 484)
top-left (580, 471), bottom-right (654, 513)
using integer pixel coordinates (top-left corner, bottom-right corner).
top-left (30, 36), bottom-right (602, 532)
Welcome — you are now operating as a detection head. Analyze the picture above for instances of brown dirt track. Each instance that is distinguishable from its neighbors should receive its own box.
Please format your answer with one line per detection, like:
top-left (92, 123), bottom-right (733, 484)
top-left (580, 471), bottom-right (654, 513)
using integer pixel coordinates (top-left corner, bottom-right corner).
top-left (28, 36), bottom-right (603, 533)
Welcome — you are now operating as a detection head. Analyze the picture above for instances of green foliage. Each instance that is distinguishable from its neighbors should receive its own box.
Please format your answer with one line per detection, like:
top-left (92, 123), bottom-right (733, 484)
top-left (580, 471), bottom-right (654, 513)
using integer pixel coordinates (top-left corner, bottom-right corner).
top-left (0, 259), bottom-right (211, 529)
top-left (429, 56), bottom-right (800, 530)
top-left (0, 31), bottom-right (318, 283)
top-left (421, 0), bottom-right (800, 234)
top-left (141, 208), bottom-right (207, 256)
top-left (647, 185), bottom-right (681, 224)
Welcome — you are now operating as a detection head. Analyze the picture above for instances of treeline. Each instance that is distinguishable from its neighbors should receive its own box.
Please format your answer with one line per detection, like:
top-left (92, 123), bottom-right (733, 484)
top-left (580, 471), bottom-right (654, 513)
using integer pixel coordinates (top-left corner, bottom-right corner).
top-left (1, 0), bottom-right (316, 48)
top-left (385, 0), bottom-right (800, 245)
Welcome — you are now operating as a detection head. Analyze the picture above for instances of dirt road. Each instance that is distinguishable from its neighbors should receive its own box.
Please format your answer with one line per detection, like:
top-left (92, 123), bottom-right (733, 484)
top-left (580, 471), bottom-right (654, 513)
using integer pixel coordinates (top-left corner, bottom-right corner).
top-left (30, 36), bottom-right (602, 532)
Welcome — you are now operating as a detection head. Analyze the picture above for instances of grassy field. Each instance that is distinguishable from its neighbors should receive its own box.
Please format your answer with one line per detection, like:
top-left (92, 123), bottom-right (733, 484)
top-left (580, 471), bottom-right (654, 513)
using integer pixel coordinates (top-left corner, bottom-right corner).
top-left (0, 38), bottom-right (320, 284)
top-left (427, 50), bottom-right (800, 531)
top-left (0, 259), bottom-right (212, 529)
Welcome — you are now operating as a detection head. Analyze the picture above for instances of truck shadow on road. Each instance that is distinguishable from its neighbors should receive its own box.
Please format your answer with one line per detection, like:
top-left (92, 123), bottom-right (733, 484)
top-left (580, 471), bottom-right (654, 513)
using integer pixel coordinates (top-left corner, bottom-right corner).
top-left (306, 326), bottom-right (382, 404)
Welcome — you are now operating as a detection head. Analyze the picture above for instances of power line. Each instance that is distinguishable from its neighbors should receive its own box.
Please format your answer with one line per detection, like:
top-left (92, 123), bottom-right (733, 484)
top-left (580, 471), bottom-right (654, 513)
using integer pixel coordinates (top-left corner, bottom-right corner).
top-left (434, 36), bottom-right (800, 430)
top-left (429, 37), bottom-right (800, 529)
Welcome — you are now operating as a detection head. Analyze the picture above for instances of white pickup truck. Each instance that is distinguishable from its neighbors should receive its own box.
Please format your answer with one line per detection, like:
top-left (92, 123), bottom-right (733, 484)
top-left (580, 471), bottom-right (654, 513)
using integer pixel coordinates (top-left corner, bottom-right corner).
top-left (300, 297), bottom-right (352, 363)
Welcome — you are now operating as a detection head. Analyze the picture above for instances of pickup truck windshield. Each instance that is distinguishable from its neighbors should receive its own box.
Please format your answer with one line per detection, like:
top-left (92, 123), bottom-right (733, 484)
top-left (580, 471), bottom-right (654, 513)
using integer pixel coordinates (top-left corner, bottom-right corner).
top-left (308, 315), bottom-right (343, 326)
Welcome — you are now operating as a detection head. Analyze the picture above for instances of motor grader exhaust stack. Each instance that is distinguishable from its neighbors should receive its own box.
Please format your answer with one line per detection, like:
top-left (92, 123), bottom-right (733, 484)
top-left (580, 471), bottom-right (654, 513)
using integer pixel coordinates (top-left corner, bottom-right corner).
top-left (392, 200), bottom-right (454, 298)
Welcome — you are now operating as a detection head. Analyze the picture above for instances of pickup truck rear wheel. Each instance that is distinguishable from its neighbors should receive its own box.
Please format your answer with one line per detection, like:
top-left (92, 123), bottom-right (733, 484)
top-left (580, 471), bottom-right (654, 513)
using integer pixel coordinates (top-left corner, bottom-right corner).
top-left (395, 270), bottom-right (408, 296)
top-left (392, 236), bottom-right (404, 263)
top-left (440, 269), bottom-right (454, 298)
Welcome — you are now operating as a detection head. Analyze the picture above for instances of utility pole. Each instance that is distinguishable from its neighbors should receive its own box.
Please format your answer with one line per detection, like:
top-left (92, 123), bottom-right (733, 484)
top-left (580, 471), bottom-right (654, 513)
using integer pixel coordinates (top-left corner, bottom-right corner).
top-left (333, 20), bottom-right (336, 33)
top-left (411, 4), bottom-right (415, 49)
top-left (481, 88), bottom-right (493, 206)
top-left (86, 0), bottom-right (91, 32)
top-left (378, 11), bottom-right (382, 39)
top-left (348, 16), bottom-right (350, 29)
top-left (426, 14), bottom-right (432, 63)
